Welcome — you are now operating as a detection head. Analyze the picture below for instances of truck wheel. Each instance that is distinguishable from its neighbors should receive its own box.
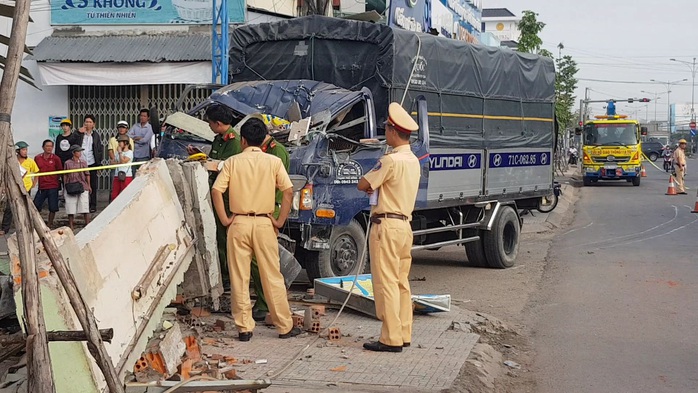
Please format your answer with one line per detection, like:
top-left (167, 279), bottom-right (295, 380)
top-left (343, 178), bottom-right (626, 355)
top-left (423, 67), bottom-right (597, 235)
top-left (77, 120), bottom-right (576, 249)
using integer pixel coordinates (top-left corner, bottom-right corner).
top-left (632, 176), bottom-right (641, 186)
top-left (583, 177), bottom-right (592, 186)
top-left (305, 219), bottom-right (368, 281)
top-left (483, 206), bottom-right (520, 269)
top-left (464, 234), bottom-right (488, 267)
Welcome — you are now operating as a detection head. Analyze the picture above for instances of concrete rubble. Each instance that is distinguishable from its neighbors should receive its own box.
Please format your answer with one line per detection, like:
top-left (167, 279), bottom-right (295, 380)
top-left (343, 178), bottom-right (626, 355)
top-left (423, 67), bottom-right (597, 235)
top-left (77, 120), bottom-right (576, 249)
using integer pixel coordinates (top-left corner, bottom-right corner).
top-left (5, 159), bottom-right (224, 392)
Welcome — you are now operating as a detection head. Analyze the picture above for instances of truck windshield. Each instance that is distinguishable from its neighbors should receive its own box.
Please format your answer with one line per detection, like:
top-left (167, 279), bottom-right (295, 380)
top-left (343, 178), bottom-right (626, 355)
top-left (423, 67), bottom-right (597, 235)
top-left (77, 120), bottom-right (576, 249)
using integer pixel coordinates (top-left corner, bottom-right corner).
top-left (585, 124), bottom-right (638, 146)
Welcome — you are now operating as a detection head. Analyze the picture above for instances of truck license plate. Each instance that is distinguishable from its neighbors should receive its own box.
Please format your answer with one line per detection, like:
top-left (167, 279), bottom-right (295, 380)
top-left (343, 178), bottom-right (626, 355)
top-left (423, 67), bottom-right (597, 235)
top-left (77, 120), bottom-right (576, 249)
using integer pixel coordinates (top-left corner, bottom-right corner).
top-left (604, 163), bottom-right (617, 170)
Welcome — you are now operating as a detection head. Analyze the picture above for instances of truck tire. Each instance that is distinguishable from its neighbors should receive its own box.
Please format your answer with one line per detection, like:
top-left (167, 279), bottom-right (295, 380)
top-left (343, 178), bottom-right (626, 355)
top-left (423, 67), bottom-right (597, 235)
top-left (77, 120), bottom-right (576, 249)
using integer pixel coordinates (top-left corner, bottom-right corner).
top-left (583, 177), bottom-right (592, 186)
top-left (305, 219), bottom-right (369, 281)
top-left (464, 234), bottom-right (488, 267)
top-left (482, 206), bottom-right (520, 269)
top-left (632, 176), bottom-right (641, 186)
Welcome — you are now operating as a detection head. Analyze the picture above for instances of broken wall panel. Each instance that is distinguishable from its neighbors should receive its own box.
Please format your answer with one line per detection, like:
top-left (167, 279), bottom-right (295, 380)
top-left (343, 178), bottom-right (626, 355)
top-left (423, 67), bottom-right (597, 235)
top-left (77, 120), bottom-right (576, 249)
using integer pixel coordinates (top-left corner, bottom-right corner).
top-left (180, 162), bottom-right (223, 309)
top-left (8, 159), bottom-right (208, 393)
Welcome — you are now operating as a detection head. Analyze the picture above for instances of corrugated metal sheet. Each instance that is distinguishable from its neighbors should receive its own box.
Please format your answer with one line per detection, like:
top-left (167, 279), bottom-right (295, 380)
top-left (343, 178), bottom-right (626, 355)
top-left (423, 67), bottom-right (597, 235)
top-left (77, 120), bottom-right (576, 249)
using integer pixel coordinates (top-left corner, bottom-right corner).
top-left (33, 34), bottom-right (212, 63)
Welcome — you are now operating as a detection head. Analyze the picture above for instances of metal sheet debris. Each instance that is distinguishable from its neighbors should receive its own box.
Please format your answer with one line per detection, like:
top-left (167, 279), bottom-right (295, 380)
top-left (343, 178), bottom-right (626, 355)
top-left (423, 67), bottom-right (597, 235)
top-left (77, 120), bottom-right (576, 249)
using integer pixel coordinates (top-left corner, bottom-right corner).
top-left (314, 274), bottom-right (451, 319)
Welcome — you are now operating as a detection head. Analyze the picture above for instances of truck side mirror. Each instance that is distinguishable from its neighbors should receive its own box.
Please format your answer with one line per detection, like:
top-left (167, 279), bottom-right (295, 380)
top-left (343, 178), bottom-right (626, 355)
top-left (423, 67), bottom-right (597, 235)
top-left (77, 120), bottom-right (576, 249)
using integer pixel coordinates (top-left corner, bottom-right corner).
top-left (574, 127), bottom-right (582, 136)
top-left (640, 126), bottom-right (648, 136)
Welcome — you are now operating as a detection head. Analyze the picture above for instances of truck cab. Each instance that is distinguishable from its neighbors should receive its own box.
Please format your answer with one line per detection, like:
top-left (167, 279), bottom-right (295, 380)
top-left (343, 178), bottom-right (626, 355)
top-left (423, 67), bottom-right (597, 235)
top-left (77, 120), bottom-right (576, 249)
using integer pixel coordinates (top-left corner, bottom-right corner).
top-left (580, 115), bottom-right (647, 187)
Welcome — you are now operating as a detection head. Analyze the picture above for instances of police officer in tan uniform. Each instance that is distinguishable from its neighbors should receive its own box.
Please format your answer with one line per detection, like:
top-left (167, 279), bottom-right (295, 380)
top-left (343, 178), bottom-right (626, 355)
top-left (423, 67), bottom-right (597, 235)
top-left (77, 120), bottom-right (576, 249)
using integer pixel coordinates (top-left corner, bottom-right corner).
top-left (673, 139), bottom-right (688, 194)
top-left (211, 119), bottom-right (302, 342)
top-left (358, 103), bottom-right (421, 353)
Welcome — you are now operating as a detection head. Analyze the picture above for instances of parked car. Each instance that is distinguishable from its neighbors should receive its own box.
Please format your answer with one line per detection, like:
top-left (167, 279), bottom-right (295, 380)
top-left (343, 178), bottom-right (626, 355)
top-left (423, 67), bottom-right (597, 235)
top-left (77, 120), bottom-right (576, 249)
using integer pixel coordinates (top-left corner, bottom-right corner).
top-left (642, 140), bottom-right (664, 161)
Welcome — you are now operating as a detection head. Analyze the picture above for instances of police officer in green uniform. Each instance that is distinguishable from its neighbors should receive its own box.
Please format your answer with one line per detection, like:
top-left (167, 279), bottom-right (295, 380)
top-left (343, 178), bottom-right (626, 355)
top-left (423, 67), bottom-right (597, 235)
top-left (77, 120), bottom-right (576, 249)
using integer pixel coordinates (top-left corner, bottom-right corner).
top-left (189, 105), bottom-right (242, 280)
top-left (249, 118), bottom-right (290, 321)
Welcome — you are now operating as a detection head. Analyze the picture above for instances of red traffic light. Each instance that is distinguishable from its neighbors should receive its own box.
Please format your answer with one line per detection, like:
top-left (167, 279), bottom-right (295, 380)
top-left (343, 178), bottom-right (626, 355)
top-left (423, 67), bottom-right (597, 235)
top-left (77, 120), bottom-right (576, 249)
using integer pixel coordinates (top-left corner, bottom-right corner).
top-left (578, 121), bottom-right (583, 127)
top-left (639, 98), bottom-right (651, 103)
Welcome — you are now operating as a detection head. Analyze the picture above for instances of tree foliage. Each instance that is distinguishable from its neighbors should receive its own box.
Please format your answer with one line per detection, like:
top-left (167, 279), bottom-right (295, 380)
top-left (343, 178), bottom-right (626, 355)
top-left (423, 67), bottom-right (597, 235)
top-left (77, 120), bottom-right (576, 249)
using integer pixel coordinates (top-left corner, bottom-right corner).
top-left (555, 55), bottom-right (579, 131)
top-left (517, 11), bottom-right (545, 54)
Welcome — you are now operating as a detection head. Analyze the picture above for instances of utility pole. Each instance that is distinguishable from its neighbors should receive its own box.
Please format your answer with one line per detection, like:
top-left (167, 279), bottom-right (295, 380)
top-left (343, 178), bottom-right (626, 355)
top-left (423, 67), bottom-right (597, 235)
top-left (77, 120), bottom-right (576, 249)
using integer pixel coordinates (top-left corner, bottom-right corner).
top-left (212, 0), bottom-right (229, 84)
top-left (651, 78), bottom-right (687, 140)
top-left (0, 0), bottom-right (55, 391)
top-left (670, 57), bottom-right (697, 151)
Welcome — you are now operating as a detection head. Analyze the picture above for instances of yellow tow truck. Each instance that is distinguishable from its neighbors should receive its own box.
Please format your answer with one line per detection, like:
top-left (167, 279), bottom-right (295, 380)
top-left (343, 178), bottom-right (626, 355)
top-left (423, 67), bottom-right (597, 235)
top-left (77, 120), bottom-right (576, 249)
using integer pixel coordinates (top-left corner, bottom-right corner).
top-left (578, 114), bottom-right (648, 187)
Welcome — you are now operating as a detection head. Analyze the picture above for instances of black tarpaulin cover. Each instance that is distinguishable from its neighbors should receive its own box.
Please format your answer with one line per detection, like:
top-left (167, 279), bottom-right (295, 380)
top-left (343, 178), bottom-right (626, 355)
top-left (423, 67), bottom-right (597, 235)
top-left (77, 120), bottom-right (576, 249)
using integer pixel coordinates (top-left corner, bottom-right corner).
top-left (229, 16), bottom-right (555, 149)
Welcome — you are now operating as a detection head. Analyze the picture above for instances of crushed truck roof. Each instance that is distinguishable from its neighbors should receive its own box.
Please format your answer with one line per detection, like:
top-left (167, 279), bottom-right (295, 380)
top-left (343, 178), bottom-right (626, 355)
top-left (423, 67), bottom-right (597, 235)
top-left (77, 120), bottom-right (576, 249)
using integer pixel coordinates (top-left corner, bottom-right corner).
top-left (203, 80), bottom-right (366, 120)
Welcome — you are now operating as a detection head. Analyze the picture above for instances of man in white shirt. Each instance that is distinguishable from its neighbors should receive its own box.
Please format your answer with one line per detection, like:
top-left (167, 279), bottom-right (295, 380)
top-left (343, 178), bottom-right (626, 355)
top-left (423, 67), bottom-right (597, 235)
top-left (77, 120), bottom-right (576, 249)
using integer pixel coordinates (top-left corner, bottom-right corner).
top-left (77, 114), bottom-right (103, 213)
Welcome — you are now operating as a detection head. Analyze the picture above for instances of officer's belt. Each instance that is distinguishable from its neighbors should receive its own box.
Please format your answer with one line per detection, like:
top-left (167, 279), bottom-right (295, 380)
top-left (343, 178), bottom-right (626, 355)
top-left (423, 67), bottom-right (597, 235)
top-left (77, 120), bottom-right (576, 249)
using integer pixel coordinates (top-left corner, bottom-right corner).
top-left (234, 213), bottom-right (271, 217)
top-left (370, 213), bottom-right (408, 224)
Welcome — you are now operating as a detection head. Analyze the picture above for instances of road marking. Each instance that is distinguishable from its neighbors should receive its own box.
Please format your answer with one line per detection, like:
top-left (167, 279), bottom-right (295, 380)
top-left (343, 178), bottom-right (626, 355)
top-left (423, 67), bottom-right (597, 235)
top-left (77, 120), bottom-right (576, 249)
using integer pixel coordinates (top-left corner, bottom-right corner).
top-left (561, 206), bottom-right (679, 250)
top-left (561, 222), bottom-right (594, 236)
top-left (599, 217), bottom-right (698, 249)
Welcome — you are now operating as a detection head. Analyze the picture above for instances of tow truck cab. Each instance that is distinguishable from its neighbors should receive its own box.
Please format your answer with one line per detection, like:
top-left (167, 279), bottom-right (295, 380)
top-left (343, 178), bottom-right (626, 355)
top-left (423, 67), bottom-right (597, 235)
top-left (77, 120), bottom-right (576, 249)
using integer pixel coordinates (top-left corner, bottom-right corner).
top-left (579, 115), bottom-right (648, 187)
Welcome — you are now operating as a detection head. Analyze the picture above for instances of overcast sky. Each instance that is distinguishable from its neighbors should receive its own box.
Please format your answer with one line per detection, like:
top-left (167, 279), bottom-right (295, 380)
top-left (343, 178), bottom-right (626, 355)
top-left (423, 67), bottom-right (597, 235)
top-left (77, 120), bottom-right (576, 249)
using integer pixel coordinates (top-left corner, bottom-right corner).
top-left (486, 0), bottom-right (698, 125)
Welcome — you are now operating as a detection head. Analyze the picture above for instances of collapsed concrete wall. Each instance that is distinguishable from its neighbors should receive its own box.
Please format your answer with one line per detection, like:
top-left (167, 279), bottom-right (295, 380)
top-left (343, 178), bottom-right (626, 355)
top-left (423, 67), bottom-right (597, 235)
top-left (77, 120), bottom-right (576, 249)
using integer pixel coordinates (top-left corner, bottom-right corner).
top-left (8, 159), bottom-right (221, 392)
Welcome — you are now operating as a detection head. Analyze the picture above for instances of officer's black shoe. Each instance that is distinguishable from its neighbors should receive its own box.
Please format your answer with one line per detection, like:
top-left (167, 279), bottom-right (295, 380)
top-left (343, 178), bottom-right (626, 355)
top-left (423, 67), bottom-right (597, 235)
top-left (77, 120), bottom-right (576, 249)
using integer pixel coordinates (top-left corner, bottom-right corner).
top-left (403, 342), bottom-right (411, 348)
top-left (279, 327), bottom-right (302, 339)
top-left (252, 308), bottom-right (268, 322)
top-left (238, 332), bottom-right (253, 342)
top-left (363, 341), bottom-right (403, 353)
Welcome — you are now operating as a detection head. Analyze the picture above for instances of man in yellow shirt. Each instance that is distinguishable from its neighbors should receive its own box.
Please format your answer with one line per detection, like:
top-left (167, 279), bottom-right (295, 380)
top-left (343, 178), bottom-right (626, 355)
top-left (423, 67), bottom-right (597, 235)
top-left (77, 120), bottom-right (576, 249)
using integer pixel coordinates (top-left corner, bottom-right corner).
top-left (673, 139), bottom-right (688, 194)
top-left (358, 103), bottom-right (421, 353)
top-left (211, 118), bottom-right (301, 342)
top-left (1, 141), bottom-right (39, 235)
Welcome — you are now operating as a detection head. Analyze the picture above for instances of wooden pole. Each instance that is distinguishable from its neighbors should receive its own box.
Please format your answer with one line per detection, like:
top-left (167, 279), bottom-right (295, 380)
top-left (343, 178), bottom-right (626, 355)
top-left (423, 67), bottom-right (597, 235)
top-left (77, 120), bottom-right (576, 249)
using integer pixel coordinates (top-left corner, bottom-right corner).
top-left (29, 210), bottom-right (125, 393)
top-left (0, 329), bottom-right (114, 345)
top-left (0, 0), bottom-right (55, 391)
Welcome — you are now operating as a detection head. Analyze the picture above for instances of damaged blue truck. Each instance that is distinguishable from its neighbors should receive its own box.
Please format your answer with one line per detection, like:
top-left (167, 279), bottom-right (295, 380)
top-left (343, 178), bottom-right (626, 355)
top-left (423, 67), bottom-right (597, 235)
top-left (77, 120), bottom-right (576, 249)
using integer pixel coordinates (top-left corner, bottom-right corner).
top-left (158, 16), bottom-right (557, 281)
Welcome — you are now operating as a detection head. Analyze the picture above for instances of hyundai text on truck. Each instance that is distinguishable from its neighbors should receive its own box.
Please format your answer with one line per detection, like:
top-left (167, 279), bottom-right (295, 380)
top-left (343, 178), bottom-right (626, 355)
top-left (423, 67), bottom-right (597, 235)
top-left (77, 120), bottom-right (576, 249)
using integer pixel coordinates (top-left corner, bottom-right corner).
top-left (159, 16), bottom-right (557, 280)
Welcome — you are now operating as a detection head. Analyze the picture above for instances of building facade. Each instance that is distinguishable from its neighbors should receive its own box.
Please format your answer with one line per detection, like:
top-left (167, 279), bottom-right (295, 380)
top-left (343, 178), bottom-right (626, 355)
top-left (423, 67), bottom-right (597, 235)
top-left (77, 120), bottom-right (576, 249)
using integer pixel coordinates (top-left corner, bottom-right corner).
top-left (481, 7), bottom-right (520, 48)
top-left (1, 0), bottom-right (304, 189)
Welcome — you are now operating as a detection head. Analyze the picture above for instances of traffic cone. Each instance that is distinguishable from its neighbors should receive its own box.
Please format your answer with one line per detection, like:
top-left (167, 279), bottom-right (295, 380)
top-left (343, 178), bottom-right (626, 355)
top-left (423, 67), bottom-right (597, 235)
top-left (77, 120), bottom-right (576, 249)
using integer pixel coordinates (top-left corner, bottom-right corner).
top-left (691, 189), bottom-right (698, 213)
top-left (666, 175), bottom-right (677, 196)
top-left (641, 165), bottom-right (647, 177)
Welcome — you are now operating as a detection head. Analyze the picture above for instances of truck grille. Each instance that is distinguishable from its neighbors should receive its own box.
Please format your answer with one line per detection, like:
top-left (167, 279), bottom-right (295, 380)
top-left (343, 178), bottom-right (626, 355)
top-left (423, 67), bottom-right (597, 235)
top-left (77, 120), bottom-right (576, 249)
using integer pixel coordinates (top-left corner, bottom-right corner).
top-left (591, 155), bottom-right (631, 163)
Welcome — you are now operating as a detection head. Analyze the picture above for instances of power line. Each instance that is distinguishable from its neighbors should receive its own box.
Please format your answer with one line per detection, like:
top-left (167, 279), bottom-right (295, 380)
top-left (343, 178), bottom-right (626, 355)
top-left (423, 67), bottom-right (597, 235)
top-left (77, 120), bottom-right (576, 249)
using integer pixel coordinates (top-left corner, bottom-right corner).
top-left (577, 77), bottom-right (691, 86)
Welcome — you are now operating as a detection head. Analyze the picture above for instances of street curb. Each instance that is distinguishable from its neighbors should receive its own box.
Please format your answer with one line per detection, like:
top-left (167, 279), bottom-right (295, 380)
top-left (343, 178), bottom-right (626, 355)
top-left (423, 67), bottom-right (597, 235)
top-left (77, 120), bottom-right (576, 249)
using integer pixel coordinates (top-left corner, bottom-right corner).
top-left (546, 184), bottom-right (579, 228)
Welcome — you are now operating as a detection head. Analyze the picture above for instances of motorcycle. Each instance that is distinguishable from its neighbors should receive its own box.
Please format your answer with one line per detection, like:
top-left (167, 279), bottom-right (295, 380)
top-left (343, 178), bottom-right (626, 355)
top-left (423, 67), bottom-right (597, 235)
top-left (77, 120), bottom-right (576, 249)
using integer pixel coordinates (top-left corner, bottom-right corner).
top-left (537, 182), bottom-right (562, 213)
top-left (663, 150), bottom-right (673, 172)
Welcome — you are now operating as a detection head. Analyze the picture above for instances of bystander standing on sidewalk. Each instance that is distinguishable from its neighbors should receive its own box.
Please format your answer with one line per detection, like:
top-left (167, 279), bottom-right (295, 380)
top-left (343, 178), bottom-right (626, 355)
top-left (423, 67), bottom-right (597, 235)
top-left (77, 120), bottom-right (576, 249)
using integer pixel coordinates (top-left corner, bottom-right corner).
top-left (1, 141), bottom-right (39, 236)
top-left (63, 145), bottom-right (91, 230)
top-left (128, 109), bottom-right (154, 171)
top-left (77, 115), bottom-right (103, 213)
top-left (111, 134), bottom-right (134, 200)
top-left (34, 139), bottom-right (63, 228)
top-left (55, 118), bottom-right (80, 165)
top-left (108, 120), bottom-right (133, 166)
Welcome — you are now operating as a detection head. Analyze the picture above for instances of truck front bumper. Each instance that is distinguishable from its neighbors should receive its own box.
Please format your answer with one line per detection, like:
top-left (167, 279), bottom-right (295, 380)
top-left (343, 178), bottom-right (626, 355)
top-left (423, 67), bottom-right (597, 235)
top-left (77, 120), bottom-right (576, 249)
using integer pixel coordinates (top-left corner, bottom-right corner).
top-left (583, 165), bottom-right (641, 180)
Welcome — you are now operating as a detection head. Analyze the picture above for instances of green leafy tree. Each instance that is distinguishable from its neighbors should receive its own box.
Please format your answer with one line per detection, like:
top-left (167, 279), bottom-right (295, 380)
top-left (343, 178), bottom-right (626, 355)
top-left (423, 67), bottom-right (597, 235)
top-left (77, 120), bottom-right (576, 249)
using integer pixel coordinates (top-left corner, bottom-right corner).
top-left (517, 11), bottom-right (545, 54)
top-left (555, 55), bottom-right (579, 131)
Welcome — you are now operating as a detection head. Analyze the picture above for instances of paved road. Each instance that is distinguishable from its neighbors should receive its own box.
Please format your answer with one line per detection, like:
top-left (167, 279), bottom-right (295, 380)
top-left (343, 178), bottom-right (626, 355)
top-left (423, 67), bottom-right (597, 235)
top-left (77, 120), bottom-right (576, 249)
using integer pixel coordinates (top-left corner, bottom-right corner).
top-left (530, 163), bottom-right (698, 393)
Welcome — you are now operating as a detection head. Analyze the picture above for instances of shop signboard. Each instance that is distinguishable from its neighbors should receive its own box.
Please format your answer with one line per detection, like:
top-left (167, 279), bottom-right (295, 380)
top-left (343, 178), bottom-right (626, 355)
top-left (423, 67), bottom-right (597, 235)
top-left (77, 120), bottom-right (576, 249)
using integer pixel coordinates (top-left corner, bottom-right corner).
top-left (51, 0), bottom-right (245, 25)
top-left (388, 0), bottom-right (481, 42)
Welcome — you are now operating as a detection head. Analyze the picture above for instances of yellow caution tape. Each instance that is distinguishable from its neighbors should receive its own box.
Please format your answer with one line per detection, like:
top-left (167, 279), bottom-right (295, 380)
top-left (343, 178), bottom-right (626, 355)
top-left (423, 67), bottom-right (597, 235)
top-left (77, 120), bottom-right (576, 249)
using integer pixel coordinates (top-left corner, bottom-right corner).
top-left (642, 153), bottom-right (664, 171)
top-left (27, 161), bottom-right (145, 178)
